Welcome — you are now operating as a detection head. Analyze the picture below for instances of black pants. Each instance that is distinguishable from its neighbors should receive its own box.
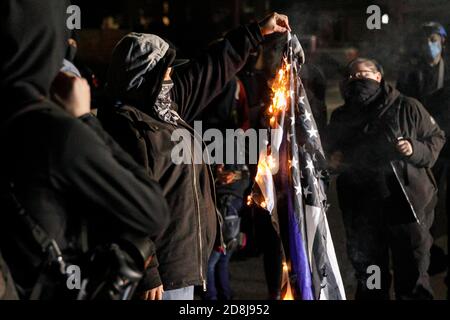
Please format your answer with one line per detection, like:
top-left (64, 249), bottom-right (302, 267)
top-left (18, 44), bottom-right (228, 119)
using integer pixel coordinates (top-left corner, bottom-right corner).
top-left (338, 180), bottom-right (434, 300)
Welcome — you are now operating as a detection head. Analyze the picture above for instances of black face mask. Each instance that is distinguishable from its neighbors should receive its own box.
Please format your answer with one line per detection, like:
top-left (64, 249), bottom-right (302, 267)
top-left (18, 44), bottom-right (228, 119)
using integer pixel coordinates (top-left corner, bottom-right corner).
top-left (342, 78), bottom-right (381, 105)
top-left (65, 44), bottom-right (77, 62)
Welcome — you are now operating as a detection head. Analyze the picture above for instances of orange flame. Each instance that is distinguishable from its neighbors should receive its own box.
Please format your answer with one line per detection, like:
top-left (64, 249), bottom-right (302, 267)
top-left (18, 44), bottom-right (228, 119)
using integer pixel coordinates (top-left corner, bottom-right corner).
top-left (252, 61), bottom-right (296, 300)
top-left (246, 195), bottom-right (253, 206)
top-left (255, 60), bottom-right (290, 180)
top-left (283, 285), bottom-right (295, 300)
top-left (282, 262), bottom-right (295, 300)
top-left (251, 60), bottom-right (290, 210)
top-left (267, 59), bottom-right (290, 129)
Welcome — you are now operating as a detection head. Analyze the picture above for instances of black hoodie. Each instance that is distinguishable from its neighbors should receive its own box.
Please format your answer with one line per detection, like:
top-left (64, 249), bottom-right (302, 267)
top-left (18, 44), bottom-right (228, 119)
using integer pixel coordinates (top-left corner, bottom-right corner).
top-left (0, 0), bottom-right (169, 297)
top-left (0, 0), bottom-right (70, 118)
top-left (99, 23), bottom-right (264, 290)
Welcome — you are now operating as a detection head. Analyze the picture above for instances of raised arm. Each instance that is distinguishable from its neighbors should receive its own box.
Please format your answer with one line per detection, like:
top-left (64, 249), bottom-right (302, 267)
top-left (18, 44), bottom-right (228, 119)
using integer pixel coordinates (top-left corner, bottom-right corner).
top-left (172, 13), bottom-right (291, 123)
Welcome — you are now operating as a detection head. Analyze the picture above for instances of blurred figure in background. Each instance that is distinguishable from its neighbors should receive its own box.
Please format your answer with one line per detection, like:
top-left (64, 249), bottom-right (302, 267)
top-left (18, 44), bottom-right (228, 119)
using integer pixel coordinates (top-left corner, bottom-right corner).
top-left (397, 22), bottom-right (449, 277)
top-left (101, 16), bottom-right (121, 30)
top-left (298, 35), bottom-right (328, 133)
top-left (200, 78), bottom-right (251, 300)
top-left (238, 33), bottom-right (284, 300)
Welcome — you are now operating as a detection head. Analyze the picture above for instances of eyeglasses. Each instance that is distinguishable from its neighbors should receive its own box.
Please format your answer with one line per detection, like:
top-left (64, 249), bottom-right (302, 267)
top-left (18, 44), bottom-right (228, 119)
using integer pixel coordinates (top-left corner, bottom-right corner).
top-left (348, 70), bottom-right (379, 80)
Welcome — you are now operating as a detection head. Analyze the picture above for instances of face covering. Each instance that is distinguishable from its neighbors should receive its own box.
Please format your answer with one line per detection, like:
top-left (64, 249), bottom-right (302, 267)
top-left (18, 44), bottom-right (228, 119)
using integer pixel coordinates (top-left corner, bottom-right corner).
top-left (65, 44), bottom-right (77, 62)
top-left (153, 80), bottom-right (180, 125)
top-left (342, 78), bottom-right (381, 106)
top-left (427, 40), bottom-right (442, 61)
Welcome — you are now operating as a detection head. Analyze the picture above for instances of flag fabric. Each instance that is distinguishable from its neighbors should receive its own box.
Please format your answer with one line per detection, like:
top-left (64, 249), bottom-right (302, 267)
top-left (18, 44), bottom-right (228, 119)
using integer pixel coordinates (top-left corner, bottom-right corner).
top-left (252, 34), bottom-right (346, 300)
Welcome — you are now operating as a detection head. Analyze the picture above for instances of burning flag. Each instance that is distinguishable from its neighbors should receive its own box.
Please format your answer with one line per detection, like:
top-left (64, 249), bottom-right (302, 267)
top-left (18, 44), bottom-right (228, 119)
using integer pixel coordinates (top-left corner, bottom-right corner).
top-left (251, 33), bottom-right (346, 300)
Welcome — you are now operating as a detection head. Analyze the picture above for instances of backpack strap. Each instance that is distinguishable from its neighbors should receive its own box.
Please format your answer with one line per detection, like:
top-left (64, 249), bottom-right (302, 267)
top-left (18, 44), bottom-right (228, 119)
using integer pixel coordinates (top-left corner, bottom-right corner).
top-left (0, 101), bottom-right (66, 272)
top-left (0, 101), bottom-right (69, 298)
top-left (1, 183), bottom-right (67, 275)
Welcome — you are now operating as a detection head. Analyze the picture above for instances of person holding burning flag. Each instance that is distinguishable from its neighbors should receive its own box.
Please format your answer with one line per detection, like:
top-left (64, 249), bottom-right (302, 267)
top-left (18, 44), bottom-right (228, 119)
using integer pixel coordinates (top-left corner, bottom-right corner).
top-left (99, 12), bottom-right (291, 300)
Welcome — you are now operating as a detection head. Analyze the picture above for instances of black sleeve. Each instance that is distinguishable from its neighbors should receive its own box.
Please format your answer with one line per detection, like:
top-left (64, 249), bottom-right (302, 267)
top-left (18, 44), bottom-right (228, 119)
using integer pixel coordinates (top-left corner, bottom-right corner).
top-left (54, 116), bottom-right (170, 238)
top-left (172, 23), bottom-right (264, 123)
top-left (404, 99), bottom-right (446, 168)
top-left (137, 255), bottom-right (162, 292)
top-left (80, 114), bottom-right (165, 290)
top-left (79, 113), bottom-right (153, 177)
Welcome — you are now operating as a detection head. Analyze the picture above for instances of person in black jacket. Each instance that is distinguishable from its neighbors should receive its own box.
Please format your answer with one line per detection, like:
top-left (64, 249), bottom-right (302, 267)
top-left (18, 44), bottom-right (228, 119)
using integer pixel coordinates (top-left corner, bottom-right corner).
top-left (325, 58), bottom-right (445, 300)
top-left (98, 13), bottom-right (291, 300)
top-left (0, 0), bottom-right (170, 300)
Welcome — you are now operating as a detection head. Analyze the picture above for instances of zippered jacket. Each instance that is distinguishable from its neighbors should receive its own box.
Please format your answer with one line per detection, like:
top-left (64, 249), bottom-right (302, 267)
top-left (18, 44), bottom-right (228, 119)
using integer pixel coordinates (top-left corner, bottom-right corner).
top-left (99, 23), bottom-right (264, 290)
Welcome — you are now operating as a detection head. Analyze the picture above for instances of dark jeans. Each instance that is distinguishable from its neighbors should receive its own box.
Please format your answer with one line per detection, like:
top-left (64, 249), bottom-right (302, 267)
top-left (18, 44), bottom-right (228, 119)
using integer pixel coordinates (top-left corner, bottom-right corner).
top-left (204, 250), bottom-right (233, 300)
top-left (338, 179), bottom-right (435, 300)
top-left (204, 191), bottom-right (245, 301)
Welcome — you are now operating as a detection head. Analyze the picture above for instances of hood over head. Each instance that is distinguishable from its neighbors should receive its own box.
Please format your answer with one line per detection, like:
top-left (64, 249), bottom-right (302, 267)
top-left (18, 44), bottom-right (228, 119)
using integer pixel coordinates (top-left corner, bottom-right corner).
top-left (0, 0), bottom-right (70, 118)
top-left (106, 33), bottom-right (176, 113)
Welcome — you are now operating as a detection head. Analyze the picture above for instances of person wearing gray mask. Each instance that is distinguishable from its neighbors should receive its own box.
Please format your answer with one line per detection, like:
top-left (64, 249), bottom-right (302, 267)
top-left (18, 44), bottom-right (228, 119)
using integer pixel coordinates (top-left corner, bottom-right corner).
top-left (99, 13), bottom-right (291, 300)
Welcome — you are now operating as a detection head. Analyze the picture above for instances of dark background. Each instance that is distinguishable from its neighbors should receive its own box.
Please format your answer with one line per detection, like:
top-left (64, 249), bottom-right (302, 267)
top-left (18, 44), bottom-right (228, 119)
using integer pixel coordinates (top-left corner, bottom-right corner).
top-left (72, 0), bottom-right (450, 81)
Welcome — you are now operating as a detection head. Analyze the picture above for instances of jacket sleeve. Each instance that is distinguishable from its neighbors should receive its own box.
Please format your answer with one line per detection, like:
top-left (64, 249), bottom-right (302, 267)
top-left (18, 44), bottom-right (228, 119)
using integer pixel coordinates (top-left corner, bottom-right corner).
top-left (80, 114), bottom-right (165, 290)
top-left (80, 113), bottom-right (153, 177)
top-left (137, 254), bottom-right (162, 292)
top-left (404, 98), bottom-right (446, 168)
top-left (172, 23), bottom-right (264, 123)
top-left (53, 115), bottom-right (170, 239)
